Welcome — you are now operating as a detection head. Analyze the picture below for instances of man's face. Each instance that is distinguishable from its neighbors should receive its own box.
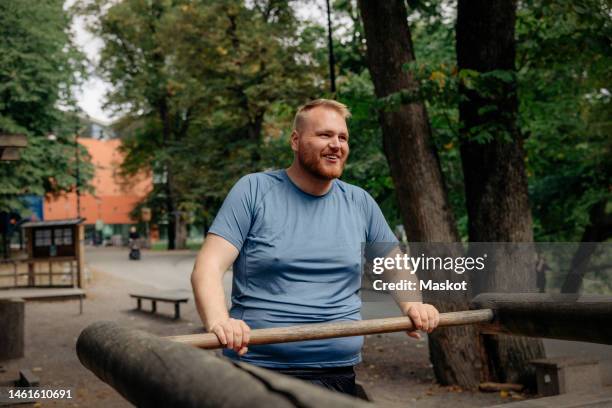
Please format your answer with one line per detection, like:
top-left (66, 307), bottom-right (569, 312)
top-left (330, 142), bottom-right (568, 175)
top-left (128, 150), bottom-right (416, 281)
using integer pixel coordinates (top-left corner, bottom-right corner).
top-left (291, 107), bottom-right (349, 180)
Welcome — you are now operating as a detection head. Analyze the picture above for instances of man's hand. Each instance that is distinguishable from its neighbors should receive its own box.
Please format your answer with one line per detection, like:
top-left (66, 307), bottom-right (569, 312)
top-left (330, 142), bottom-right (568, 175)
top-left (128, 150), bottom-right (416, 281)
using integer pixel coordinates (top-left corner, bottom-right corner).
top-left (208, 318), bottom-right (251, 356)
top-left (401, 302), bottom-right (440, 339)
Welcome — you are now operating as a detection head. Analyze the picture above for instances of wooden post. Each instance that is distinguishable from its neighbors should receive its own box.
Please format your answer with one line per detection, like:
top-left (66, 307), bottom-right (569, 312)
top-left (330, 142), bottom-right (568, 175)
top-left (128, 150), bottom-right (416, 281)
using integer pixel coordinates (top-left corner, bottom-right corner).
top-left (174, 303), bottom-right (180, 320)
top-left (0, 298), bottom-right (25, 360)
top-left (26, 229), bottom-right (34, 287)
top-left (76, 224), bottom-right (85, 289)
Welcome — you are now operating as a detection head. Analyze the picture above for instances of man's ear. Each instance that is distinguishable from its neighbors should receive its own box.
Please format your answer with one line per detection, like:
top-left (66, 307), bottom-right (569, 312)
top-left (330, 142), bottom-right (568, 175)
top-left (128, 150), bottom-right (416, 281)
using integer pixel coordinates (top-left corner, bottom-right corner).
top-left (290, 130), bottom-right (299, 152)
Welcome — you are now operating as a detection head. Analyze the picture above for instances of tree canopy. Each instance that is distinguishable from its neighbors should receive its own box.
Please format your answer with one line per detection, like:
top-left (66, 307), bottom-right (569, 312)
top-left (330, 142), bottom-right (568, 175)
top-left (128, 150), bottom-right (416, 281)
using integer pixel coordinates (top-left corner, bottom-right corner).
top-left (75, 0), bottom-right (609, 253)
top-left (78, 0), bottom-right (324, 247)
top-left (0, 0), bottom-right (92, 213)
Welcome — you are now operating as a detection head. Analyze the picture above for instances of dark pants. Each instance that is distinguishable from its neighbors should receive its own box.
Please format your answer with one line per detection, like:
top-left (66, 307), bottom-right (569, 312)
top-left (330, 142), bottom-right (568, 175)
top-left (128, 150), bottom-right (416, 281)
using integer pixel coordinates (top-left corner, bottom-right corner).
top-left (268, 366), bottom-right (357, 396)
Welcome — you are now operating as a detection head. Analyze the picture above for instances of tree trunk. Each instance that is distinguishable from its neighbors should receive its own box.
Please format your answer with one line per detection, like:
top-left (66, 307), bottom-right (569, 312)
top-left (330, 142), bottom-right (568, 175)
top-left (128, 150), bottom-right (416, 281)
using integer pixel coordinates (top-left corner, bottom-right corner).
top-left (159, 98), bottom-right (177, 251)
top-left (358, 0), bottom-right (482, 389)
top-left (562, 199), bottom-right (611, 294)
top-left (165, 170), bottom-right (176, 250)
top-left (175, 215), bottom-right (188, 250)
top-left (456, 0), bottom-right (544, 385)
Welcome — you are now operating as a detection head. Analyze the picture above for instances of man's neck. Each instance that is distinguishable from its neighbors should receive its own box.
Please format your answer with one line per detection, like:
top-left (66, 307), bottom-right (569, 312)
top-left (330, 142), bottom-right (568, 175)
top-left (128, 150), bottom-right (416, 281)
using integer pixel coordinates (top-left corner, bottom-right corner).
top-left (286, 162), bottom-right (334, 196)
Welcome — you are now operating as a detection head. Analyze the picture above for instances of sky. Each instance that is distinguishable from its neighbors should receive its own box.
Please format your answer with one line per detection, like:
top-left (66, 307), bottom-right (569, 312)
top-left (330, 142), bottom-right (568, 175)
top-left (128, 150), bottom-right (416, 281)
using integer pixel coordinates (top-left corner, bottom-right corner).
top-left (70, 3), bottom-right (111, 123)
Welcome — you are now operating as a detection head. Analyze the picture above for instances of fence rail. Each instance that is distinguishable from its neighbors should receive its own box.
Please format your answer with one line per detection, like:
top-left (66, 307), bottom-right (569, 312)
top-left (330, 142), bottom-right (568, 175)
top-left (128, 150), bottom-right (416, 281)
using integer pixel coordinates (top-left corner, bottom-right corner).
top-left (0, 258), bottom-right (78, 289)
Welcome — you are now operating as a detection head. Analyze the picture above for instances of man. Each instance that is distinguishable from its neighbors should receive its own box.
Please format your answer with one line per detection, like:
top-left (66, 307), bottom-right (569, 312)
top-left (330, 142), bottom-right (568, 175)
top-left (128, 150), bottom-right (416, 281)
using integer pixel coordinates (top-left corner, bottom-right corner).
top-left (191, 99), bottom-right (440, 396)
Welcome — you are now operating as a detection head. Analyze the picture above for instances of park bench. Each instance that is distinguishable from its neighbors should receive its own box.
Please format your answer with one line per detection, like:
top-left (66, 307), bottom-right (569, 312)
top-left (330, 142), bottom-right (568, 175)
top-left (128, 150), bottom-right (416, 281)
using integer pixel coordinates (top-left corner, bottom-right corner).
top-left (129, 291), bottom-right (189, 319)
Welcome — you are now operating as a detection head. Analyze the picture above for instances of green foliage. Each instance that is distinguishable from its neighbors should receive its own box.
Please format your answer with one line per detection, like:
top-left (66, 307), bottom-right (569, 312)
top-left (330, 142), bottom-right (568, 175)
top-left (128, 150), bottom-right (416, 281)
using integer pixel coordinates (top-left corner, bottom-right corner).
top-left (0, 0), bottom-right (92, 213)
top-left (368, 0), bottom-right (611, 242)
top-left (517, 0), bottom-right (612, 241)
top-left (332, 0), bottom-right (368, 76)
top-left (79, 0), bottom-right (609, 246)
top-left (79, 0), bottom-right (324, 228)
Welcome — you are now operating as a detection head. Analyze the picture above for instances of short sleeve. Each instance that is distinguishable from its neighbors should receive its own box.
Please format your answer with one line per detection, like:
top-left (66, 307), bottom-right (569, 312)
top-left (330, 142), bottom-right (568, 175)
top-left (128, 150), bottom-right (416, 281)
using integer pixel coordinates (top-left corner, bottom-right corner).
top-left (364, 192), bottom-right (397, 244)
top-left (208, 175), bottom-right (256, 251)
top-left (363, 191), bottom-right (398, 260)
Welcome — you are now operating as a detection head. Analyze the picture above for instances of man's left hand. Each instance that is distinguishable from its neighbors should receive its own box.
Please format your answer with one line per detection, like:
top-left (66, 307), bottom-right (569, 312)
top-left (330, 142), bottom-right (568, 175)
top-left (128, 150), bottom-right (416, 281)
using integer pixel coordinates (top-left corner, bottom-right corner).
top-left (401, 302), bottom-right (440, 339)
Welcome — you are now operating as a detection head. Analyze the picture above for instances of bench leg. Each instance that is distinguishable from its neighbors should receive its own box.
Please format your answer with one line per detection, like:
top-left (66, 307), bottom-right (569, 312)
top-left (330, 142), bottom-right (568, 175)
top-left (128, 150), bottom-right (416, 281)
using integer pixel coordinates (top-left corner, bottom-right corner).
top-left (79, 296), bottom-right (83, 315)
top-left (137, 298), bottom-right (142, 310)
top-left (151, 300), bottom-right (157, 313)
top-left (174, 303), bottom-right (180, 320)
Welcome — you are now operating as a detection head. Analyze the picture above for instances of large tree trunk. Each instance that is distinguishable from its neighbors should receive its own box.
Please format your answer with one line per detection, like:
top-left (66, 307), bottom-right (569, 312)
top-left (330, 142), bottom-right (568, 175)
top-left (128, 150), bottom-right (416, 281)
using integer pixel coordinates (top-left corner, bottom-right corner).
top-left (456, 0), bottom-right (544, 385)
top-left (358, 0), bottom-right (482, 389)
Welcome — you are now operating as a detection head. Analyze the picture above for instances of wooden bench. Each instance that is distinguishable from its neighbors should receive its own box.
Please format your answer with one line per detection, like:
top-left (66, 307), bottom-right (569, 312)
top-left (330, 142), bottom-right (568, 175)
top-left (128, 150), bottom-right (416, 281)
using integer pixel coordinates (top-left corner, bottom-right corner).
top-left (0, 288), bottom-right (85, 315)
top-left (129, 291), bottom-right (189, 319)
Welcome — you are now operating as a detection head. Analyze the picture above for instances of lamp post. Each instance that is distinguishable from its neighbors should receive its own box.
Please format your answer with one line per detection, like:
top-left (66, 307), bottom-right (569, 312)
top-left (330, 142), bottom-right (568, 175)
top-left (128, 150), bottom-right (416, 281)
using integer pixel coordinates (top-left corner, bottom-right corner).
top-left (325, 0), bottom-right (336, 94)
top-left (141, 207), bottom-right (152, 249)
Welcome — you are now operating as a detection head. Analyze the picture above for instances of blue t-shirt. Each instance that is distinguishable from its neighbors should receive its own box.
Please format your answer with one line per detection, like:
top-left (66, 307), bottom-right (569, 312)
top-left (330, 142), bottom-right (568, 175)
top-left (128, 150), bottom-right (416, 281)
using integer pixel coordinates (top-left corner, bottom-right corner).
top-left (209, 169), bottom-right (397, 368)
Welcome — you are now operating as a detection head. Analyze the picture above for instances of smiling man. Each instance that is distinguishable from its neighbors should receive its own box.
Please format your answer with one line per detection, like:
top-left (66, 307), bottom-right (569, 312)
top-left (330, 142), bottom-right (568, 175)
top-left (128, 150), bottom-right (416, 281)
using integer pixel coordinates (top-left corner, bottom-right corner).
top-left (191, 99), bottom-right (440, 396)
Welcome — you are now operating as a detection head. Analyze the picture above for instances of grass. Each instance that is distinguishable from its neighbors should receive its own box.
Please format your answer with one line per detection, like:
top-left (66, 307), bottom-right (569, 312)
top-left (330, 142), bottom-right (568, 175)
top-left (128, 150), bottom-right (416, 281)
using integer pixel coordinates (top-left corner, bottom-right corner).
top-left (149, 240), bottom-right (203, 251)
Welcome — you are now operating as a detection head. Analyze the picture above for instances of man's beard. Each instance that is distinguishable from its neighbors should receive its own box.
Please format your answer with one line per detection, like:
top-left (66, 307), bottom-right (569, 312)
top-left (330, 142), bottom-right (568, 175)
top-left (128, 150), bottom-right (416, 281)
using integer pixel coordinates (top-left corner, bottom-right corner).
top-left (297, 147), bottom-right (346, 180)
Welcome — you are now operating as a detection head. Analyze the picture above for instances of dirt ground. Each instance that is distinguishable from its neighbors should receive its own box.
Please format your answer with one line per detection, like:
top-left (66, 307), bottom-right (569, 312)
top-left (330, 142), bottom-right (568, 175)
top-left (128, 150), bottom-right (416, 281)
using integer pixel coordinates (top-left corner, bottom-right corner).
top-left (0, 262), bottom-right (524, 407)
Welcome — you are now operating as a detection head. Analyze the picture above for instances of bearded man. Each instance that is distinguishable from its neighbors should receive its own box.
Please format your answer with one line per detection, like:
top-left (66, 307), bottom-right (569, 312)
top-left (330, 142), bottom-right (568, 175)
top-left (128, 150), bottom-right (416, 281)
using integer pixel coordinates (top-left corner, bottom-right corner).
top-left (191, 99), bottom-right (440, 396)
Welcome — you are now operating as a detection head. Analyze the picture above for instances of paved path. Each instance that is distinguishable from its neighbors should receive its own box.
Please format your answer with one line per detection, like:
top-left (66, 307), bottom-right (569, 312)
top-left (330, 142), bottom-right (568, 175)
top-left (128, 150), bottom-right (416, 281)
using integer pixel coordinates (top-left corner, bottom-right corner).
top-left (85, 246), bottom-right (400, 317)
top-left (86, 246), bottom-right (199, 292)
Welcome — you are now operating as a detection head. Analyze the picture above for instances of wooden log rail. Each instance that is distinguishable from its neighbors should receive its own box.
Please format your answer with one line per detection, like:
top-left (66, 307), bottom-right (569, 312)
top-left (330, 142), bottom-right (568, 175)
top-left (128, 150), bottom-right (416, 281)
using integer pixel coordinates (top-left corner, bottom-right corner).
top-left (77, 294), bottom-right (612, 407)
top-left (471, 293), bottom-right (612, 345)
top-left (76, 321), bottom-right (372, 408)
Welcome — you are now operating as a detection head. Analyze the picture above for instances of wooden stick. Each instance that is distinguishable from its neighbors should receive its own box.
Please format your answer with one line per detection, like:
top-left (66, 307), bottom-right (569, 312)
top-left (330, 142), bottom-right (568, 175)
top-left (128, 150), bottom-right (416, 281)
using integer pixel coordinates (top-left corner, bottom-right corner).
top-left (479, 382), bottom-right (523, 392)
top-left (167, 309), bottom-right (494, 349)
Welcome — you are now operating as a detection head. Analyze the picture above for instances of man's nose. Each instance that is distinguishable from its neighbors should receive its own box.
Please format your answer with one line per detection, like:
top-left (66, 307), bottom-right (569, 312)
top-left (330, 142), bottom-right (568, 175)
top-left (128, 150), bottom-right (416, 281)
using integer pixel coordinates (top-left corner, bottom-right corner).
top-left (328, 136), bottom-right (341, 150)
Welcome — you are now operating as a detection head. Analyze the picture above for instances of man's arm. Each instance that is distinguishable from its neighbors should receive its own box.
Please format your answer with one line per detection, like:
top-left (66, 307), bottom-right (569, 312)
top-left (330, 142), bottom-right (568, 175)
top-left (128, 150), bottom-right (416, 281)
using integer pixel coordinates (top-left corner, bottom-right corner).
top-left (191, 233), bottom-right (251, 355)
top-left (377, 246), bottom-right (440, 339)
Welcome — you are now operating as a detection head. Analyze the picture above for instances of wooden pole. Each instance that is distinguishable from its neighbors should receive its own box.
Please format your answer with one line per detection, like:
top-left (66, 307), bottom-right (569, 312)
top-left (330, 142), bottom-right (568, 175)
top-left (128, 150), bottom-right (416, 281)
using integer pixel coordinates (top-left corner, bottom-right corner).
top-left (167, 309), bottom-right (494, 349)
top-left (325, 0), bottom-right (336, 93)
top-left (0, 299), bottom-right (25, 359)
top-left (472, 293), bottom-right (612, 345)
top-left (77, 224), bottom-right (85, 289)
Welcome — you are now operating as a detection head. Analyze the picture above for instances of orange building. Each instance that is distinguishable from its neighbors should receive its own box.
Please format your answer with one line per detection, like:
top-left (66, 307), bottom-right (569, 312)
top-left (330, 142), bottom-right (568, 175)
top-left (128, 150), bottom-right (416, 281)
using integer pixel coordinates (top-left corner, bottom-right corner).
top-left (44, 138), bottom-right (152, 230)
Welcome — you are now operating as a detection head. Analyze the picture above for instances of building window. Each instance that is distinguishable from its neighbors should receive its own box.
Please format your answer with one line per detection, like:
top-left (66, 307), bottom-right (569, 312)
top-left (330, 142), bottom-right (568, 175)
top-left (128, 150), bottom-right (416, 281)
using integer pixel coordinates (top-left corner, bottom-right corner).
top-left (35, 230), bottom-right (51, 247)
top-left (54, 229), bottom-right (63, 245)
top-left (62, 228), bottom-right (73, 245)
top-left (52, 228), bottom-right (73, 246)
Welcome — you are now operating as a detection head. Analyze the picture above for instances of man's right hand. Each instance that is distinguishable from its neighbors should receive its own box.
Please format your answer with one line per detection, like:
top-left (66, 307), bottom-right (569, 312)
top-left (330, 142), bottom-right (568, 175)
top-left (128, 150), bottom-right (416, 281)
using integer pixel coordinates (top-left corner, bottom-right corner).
top-left (208, 318), bottom-right (251, 356)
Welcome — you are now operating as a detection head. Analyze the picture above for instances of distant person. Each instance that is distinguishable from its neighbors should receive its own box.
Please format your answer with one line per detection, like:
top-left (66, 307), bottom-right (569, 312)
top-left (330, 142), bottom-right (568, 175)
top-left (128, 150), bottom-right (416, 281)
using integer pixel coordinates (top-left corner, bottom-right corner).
top-left (128, 226), bottom-right (141, 260)
top-left (129, 226), bottom-right (140, 241)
